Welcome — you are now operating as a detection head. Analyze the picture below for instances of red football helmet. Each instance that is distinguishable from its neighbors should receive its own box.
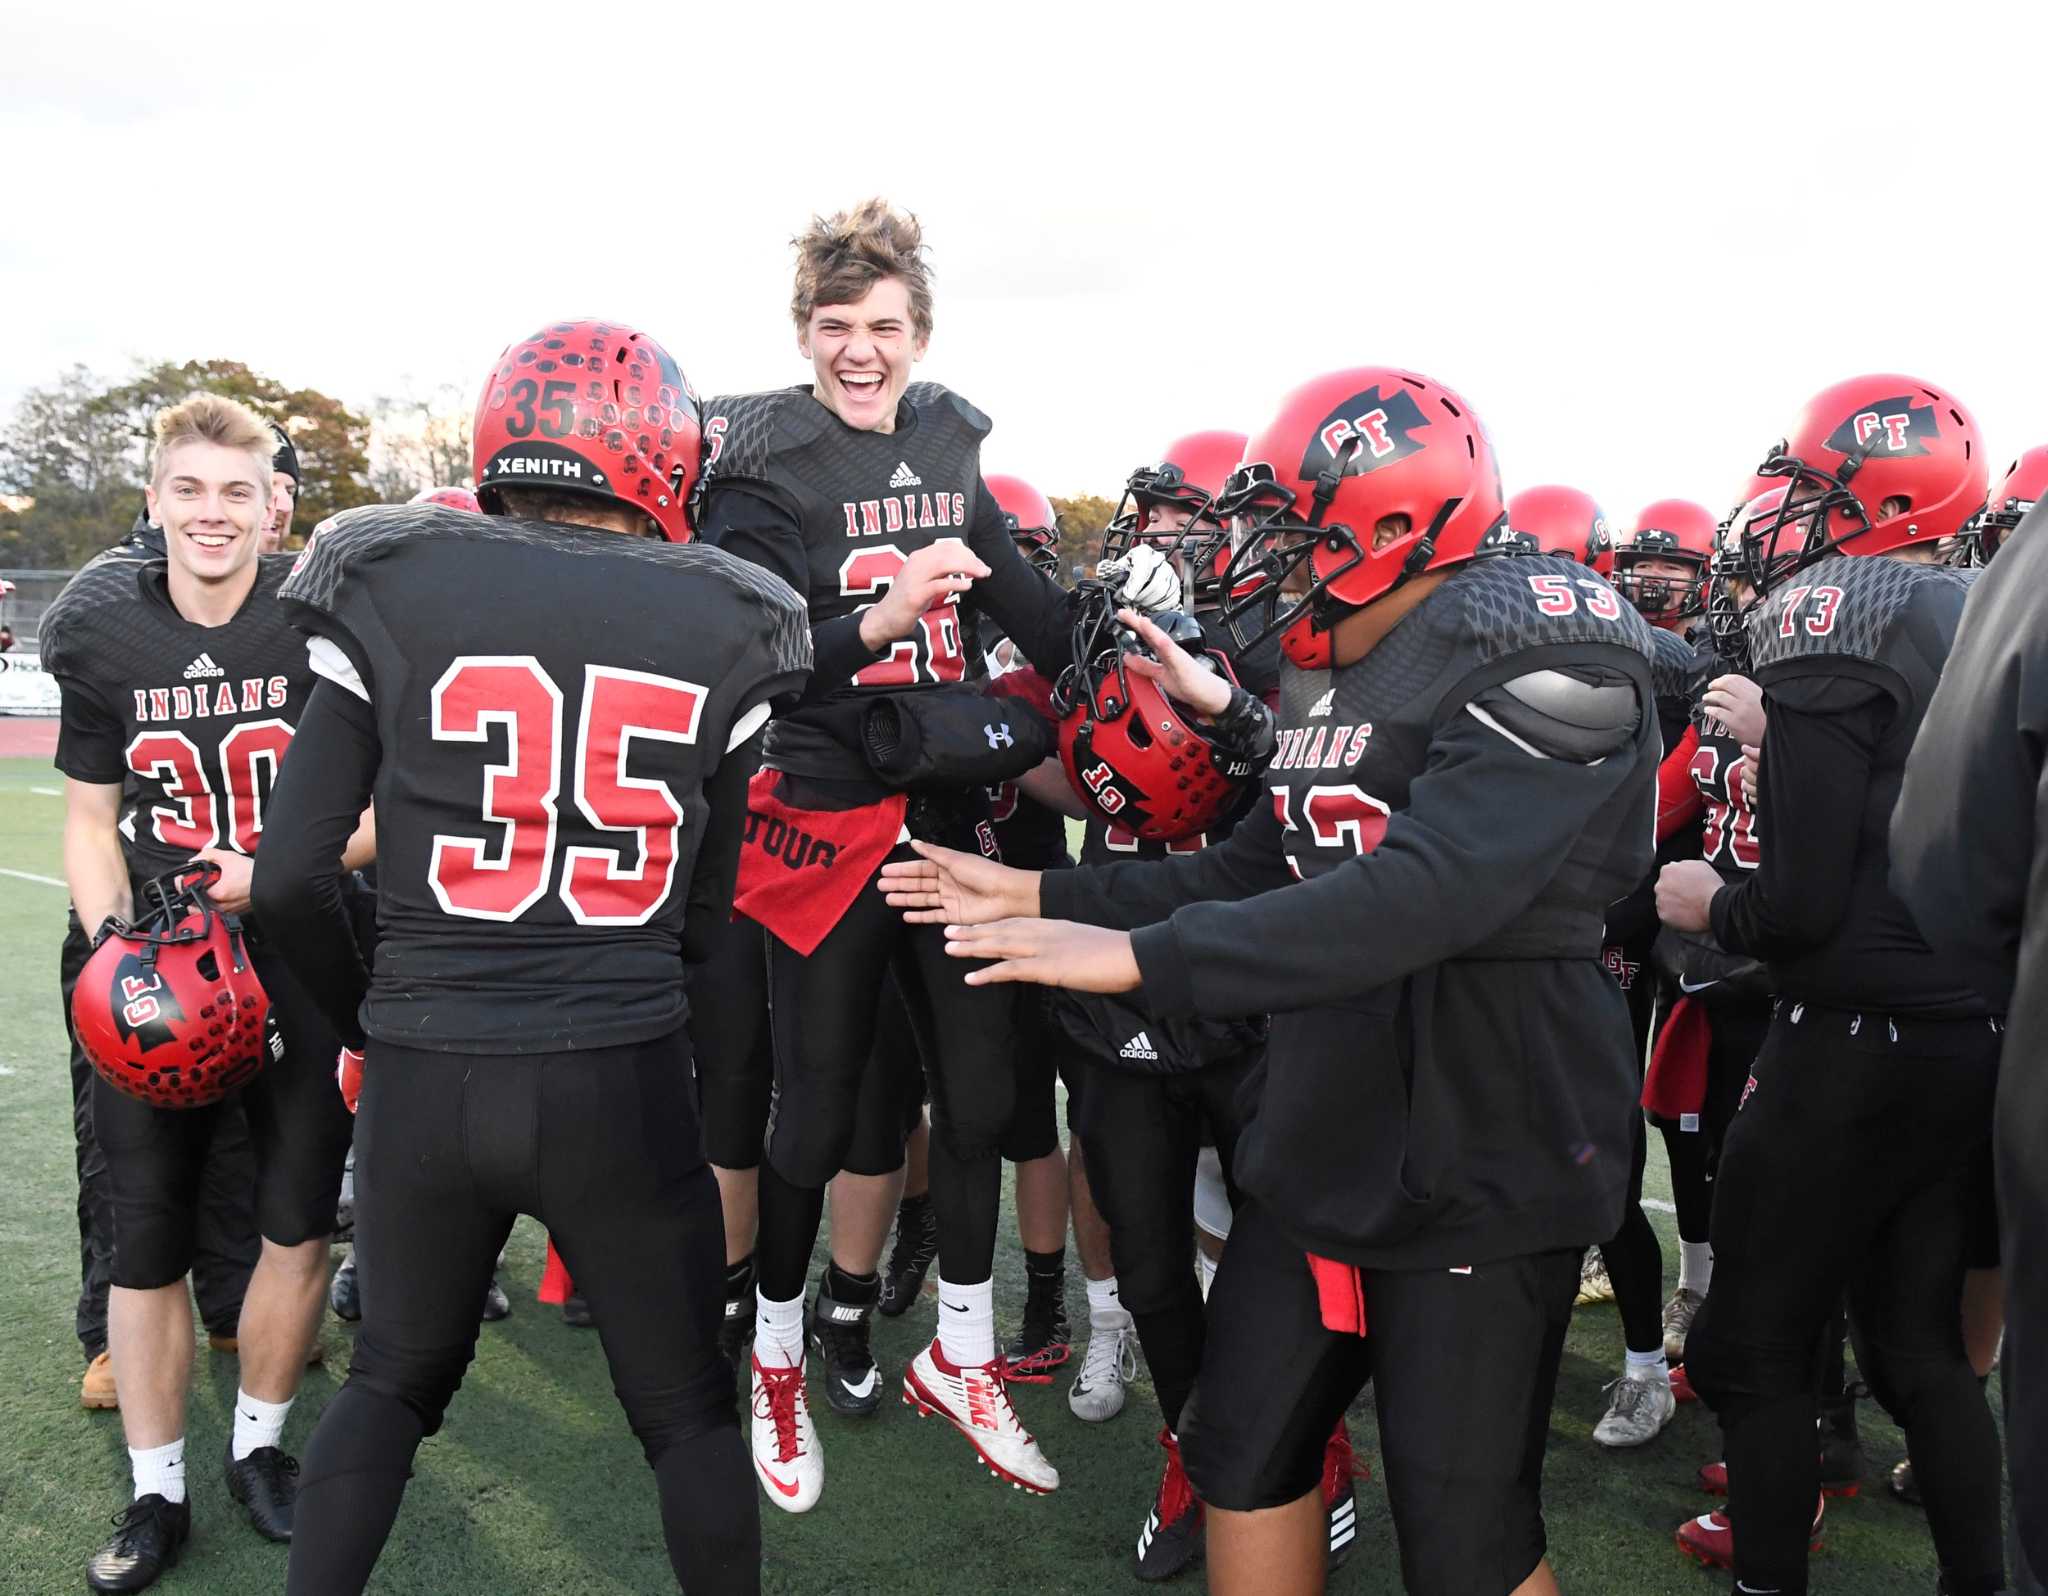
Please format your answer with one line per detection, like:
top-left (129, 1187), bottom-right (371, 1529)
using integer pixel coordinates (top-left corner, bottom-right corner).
top-left (1734, 374), bottom-right (1985, 591)
top-left (1973, 446), bottom-right (2048, 562)
top-left (1614, 498), bottom-right (1718, 623)
top-left (985, 472), bottom-right (1061, 579)
top-left (1101, 430), bottom-right (1248, 601)
top-left (1052, 588), bottom-right (1256, 842)
top-left (409, 485), bottom-right (481, 513)
top-left (71, 863), bottom-right (272, 1110)
top-left (1706, 486), bottom-right (1797, 667)
top-left (472, 319), bottom-right (702, 542)
top-left (1502, 485), bottom-right (1615, 576)
top-left (1217, 368), bottom-right (1504, 668)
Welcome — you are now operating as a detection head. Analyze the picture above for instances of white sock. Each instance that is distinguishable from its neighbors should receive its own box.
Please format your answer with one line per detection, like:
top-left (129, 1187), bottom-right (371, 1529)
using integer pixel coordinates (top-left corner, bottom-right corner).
top-left (1625, 1347), bottom-right (1667, 1378)
top-left (130, 1438), bottom-right (187, 1503)
top-left (1679, 1241), bottom-right (1713, 1296)
top-left (232, 1389), bottom-right (294, 1461)
top-left (754, 1289), bottom-right (805, 1369)
top-left (936, 1273), bottom-right (995, 1368)
top-left (1085, 1274), bottom-right (1124, 1324)
top-left (1195, 1251), bottom-right (1218, 1300)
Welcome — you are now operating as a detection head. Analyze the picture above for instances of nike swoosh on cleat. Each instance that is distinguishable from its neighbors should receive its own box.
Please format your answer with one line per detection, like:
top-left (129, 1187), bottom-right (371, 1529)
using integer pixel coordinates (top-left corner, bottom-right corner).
top-left (759, 1465), bottom-right (802, 1498)
top-left (838, 1368), bottom-right (879, 1399)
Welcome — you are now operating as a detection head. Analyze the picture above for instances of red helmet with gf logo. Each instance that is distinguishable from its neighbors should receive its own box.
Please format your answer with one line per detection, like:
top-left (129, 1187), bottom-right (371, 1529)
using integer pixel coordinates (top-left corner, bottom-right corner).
top-left (1733, 374), bottom-right (1985, 592)
top-left (985, 473), bottom-right (1060, 579)
top-left (473, 319), bottom-right (703, 541)
top-left (1217, 368), bottom-right (1504, 668)
top-left (1101, 430), bottom-right (1248, 598)
top-left (1973, 446), bottom-right (2048, 562)
top-left (1502, 485), bottom-right (1615, 576)
top-left (1614, 498), bottom-right (1718, 621)
top-left (71, 863), bottom-right (273, 1110)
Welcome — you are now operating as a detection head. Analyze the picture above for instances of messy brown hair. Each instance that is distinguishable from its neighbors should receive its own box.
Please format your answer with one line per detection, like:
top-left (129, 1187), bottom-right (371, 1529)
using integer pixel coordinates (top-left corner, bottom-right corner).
top-left (150, 393), bottom-right (275, 496)
top-left (790, 198), bottom-right (934, 340)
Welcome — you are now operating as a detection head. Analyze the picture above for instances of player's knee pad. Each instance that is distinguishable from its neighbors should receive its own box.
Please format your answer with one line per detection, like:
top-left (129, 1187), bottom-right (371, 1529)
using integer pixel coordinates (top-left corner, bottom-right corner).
top-left (626, 1356), bottom-right (741, 1467)
top-left (348, 1332), bottom-right (473, 1437)
top-left (1858, 1343), bottom-right (1979, 1430)
top-left (1686, 1325), bottom-right (1815, 1412)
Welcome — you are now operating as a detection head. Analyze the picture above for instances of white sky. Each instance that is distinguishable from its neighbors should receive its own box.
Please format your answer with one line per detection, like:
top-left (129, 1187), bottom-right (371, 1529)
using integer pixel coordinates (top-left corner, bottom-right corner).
top-left (4, 0), bottom-right (2044, 524)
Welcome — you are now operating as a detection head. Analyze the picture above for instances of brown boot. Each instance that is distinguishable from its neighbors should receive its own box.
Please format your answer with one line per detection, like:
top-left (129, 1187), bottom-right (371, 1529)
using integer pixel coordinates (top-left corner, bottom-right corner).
top-left (80, 1351), bottom-right (118, 1410)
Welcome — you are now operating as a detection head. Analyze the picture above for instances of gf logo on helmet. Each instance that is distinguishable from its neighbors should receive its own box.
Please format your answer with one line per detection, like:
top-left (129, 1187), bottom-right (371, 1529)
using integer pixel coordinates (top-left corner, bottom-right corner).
top-left (1823, 396), bottom-right (1939, 458)
top-left (1299, 387), bottom-right (1431, 482)
top-left (110, 952), bottom-right (184, 1051)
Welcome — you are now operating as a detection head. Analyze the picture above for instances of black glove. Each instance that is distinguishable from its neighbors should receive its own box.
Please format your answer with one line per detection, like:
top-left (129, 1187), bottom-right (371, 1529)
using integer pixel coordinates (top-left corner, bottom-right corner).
top-left (861, 684), bottom-right (1055, 790)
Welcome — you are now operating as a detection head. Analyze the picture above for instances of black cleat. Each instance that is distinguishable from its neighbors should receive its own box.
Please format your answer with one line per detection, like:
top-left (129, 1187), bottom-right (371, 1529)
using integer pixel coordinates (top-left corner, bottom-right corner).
top-left (1890, 1456), bottom-right (1922, 1507)
top-left (1819, 1388), bottom-right (1866, 1497)
top-left (329, 1254), bottom-right (361, 1324)
top-left (1136, 1429), bottom-right (1204, 1581)
top-left (807, 1272), bottom-right (882, 1417)
top-left (224, 1441), bottom-right (298, 1542)
top-left (1002, 1288), bottom-right (1072, 1383)
top-left (86, 1496), bottom-right (190, 1593)
top-left (719, 1292), bottom-right (756, 1377)
top-left (562, 1292), bottom-right (595, 1329)
top-left (877, 1199), bottom-right (936, 1318)
top-left (480, 1277), bottom-right (510, 1323)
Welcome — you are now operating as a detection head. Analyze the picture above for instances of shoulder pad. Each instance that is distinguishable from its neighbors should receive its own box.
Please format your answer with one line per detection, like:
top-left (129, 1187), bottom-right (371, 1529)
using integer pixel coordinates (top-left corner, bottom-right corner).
top-left (1648, 626), bottom-right (1703, 703)
top-left (1748, 554), bottom-right (1971, 674)
top-left (698, 388), bottom-right (810, 487)
top-left (37, 551), bottom-right (153, 676)
top-left (1467, 664), bottom-right (1643, 763)
top-left (904, 381), bottom-right (992, 440)
top-left (1451, 553), bottom-right (1659, 666)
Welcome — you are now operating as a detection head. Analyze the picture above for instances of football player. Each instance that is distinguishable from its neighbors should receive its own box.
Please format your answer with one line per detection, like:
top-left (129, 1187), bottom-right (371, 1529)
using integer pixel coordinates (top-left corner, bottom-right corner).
top-left (259, 424), bottom-right (299, 555)
top-left (885, 366), bottom-right (1661, 1596)
top-left (40, 394), bottom-right (364, 1591)
top-left (1499, 483), bottom-right (1617, 577)
top-left (1655, 375), bottom-right (2006, 1596)
top-left (253, 318), bottom-right (805, 1596)
top-left (695, 199), bottom-right (1172, 1510)
top-left (1966, 445), bottom-right (2048, 565)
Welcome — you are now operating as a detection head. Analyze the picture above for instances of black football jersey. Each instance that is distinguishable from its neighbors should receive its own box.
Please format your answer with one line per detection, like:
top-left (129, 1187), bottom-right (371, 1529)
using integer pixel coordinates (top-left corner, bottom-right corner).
top-left (41, 552), bottom-right (313, 885)
top-left (280, 505), bottom-right (811, 1054)
top-left (1731, 552), bottom-right (1979, 1012)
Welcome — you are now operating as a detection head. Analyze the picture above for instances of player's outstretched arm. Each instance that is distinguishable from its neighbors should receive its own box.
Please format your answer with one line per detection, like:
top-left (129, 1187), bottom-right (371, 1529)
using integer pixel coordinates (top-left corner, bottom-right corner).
top-left (879, 841), bottom-right (1041, 926)
top-left (944, 918), bottom-right (1140, 994)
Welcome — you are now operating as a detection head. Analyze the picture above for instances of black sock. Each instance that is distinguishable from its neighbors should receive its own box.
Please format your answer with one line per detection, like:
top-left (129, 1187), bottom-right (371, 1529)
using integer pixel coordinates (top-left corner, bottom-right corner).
top-left (724, 1253), bottom-right (755, 1305)
top-left (825, 1262), bottom-right (880, 1306)
top-left (897, 1191), bottom-right (932, 1225)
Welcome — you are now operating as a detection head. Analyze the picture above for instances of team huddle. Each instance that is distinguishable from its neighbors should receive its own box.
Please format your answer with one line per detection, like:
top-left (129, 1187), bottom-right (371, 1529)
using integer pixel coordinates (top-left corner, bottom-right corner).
top-left (37, 198), bottom-right (2045, 1596)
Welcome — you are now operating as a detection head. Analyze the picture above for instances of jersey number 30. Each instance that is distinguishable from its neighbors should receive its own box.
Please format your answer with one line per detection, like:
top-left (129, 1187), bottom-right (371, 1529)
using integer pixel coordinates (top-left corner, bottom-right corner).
top-left (428, 657), bottom-right (707, 926)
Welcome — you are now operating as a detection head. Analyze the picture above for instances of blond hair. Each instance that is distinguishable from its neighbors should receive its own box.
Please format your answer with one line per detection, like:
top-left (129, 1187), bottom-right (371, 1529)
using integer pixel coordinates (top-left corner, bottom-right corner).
top-left (790, 198), bottom-right (934, 339)
top-left (150, 393), bottom-right (275, 496)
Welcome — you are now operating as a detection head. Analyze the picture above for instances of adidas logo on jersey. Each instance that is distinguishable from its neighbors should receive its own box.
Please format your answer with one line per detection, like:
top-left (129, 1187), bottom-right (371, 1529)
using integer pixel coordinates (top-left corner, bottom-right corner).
top-left (1308, 688), bottom-right (1336, 718)
top-left (889, 461), bottom-right (923, 489)
top-left (1119, 1032), bottom-right (1159, 1061)
top-left (183, 652), bottom-right (225, 680)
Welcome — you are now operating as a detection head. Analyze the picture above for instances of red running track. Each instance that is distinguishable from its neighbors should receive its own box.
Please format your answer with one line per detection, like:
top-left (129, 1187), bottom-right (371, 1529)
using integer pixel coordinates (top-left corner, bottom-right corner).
top-left (0, 717), bottom-right (59, 758)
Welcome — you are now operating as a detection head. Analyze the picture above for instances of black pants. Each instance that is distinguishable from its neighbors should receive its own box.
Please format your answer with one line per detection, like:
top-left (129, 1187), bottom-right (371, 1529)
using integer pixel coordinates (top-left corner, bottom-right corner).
top-left (1599, 948), bottom-right (1663, 1354)
top-left (286, 1032), bottom-right (755, 1596)
top-left (1653, 991), bottom-right (1770, 1246)
top-left (1074, 1043), bottom-right (1256, 1433)
top-left (1687, 1005), bottom-right (2005, 1595)
top-left (759, 842), bottom-right (1016, 1296)
top-left (691, 909), bottom-right (774, 1171)
top-left (1181, 1199), bottom-right (1577, 1596)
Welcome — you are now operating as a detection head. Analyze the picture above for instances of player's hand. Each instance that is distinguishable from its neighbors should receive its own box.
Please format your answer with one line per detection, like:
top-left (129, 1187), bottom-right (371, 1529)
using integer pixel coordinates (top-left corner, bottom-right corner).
top-left (859, 538), bottom-right (990, 651)
top-left (878, 841), bottom-right (1040, 925)
top-left (1098, 544), bottom-right (1181, 613)
top-left (941, 919), bottom-right (1142, 993)
top-left (1739, 743), bottom-right (1760, 811)
top-left (1116, 607), bottom-right (1232, 719)
top-left (336, 1046), bottom-right (364, 1115)
top-left (1701, 674), bottom-right (1765, 746)
top-left (193, 848), bottom-right (255, 915)
top-left (1655, 859), bottom-right (1723, 933)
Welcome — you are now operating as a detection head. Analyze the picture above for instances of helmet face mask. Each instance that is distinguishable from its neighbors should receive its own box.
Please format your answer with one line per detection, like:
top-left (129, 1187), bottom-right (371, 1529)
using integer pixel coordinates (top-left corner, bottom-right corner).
top-left (1100, 432), bottom-right (1249, 610)
top-left (1968, 445), bottom-right (2048, 563)
top-left (1612, 500), bottom-right (1718, 622)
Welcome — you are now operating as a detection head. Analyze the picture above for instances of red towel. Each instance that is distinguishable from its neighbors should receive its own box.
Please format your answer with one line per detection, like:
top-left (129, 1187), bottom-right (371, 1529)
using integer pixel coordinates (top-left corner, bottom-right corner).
top-left (732, 770), bottom-right (908, 957)
top-left (1642, 994), bottom-right (1712, 1118)
top-left (1307, 1253), bottom-right (1368, 1337)
top-left (538, 1235), bottom-right (573, 1306)
top-left (1658, 723), bottom-right (1705, 842)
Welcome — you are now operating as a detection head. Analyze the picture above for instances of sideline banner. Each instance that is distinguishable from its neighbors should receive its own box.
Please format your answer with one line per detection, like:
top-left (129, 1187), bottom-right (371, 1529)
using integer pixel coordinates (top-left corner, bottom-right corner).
top-left (0, 651), bottom-right (63, 715)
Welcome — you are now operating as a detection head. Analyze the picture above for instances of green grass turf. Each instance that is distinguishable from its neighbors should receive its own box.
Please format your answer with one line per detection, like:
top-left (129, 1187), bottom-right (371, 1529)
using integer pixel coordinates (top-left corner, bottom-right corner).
top-left (0, 753), bottom-right (1975, 1592)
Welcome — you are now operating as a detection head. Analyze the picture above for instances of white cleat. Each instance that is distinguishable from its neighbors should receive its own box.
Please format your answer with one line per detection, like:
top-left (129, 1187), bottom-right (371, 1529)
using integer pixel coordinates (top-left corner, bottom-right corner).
top-left (1592, 1368), bottom-right (1678, 1448)
top-left (749, 1352), bottom-right (823, 1512)
top-left (903, 1339), bottom-right (1060, 1494)
top-left (1068, 1309), bottom-right (1137, 1423)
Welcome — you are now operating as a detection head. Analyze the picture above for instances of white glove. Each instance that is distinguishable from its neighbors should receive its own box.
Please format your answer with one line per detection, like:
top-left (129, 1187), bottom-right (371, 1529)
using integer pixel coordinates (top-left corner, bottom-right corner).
top-left (1099, 544), bottom-right (1182, 613)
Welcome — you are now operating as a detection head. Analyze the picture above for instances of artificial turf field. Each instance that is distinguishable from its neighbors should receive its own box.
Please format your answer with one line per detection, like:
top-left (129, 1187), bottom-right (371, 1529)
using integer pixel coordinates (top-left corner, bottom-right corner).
top-left (0, 751), bottom-right (1989, 1594)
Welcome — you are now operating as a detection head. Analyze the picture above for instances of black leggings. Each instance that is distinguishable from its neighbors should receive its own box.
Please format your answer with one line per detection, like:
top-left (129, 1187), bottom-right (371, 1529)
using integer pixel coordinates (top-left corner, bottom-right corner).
top-left (1074, 1045), bottom-right (1255, 1433)
top-left (285, 1033), bottom-right (755, 1596)
top-left (690, 908), bottom-right (774, 1171)
top-left (1687, 1007), bottom-right (2004, 1596)
top-left (758, 842), bottom-right (1016, 1298)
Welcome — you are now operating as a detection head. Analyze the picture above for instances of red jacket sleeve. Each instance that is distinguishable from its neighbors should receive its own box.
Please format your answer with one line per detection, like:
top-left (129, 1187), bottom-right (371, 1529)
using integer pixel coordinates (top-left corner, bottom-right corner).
top-left (1657, 723), bottom-right (1704, 843)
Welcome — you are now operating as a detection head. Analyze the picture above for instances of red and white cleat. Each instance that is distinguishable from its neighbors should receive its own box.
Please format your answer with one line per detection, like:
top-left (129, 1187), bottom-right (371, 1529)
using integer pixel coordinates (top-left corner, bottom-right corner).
top-left (1674, 1496), bottom-right (1824, 1569)
top-left (749, 1353), bottom-right (823, 1513)
top-left (903, 1339), bottom-right (1060, 1494)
